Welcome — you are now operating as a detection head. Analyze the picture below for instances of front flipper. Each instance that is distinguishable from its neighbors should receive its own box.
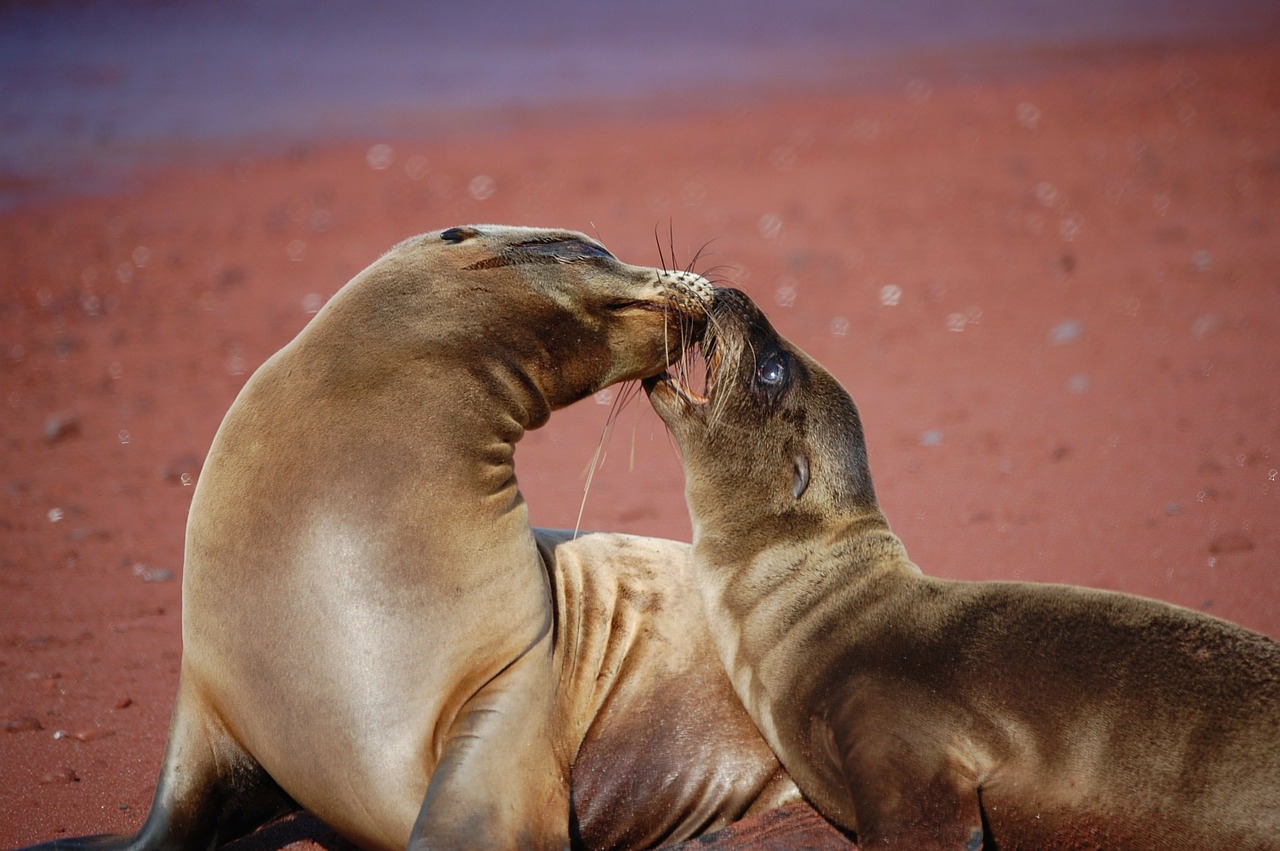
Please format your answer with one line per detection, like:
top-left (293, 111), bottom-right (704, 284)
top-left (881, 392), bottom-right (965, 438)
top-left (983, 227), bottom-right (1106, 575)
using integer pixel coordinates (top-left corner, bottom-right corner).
top-left (845, 766), bottom-right (988, 851)
top-left (17, 676), bottom-right (297, 851)
top-left (832, 689), bottom-right (989, 850)
top-left (409, 633), bottom-right (570, 851)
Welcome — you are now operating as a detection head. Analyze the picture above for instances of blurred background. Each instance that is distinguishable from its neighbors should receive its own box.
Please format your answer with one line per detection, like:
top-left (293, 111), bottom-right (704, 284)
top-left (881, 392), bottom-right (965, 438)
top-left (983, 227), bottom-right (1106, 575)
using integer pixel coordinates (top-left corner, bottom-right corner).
top-left (2, 1), bottom-right (1279, 845)
top-left (4, 0), bottom-right (1279, 204)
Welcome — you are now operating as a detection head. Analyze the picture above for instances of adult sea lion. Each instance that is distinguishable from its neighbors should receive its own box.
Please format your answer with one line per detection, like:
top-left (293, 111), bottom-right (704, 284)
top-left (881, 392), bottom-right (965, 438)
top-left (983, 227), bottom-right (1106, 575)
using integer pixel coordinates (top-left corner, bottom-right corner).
top-left (16, 227), bottom-right (803, 851)
top-left (646, 288), bottom-right (1280, 850)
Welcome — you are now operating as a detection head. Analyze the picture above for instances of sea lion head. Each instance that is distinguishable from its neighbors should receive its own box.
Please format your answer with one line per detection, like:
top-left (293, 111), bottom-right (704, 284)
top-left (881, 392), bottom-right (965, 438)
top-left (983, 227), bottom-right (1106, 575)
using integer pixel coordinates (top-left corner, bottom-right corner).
top-left (645, 288), bottom-right (878, 551)
top-left (317, 225), bottom-right (713, 416)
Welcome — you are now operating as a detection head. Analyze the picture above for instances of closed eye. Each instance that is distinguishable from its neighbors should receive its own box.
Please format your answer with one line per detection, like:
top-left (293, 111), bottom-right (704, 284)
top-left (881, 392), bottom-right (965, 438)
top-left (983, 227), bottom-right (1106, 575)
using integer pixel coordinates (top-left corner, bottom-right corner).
top-left (603, 300), bottom-right (646, 311)
top-left (466, 238), bottom-right (618, 271)
top-left (512, 238), bottom-right (616, 263)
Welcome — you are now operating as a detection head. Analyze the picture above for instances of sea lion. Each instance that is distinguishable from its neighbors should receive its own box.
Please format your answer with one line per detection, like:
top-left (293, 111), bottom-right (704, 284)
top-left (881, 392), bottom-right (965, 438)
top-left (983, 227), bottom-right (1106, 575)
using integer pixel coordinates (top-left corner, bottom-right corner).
top-left (16, 227), bottom-right (802, 851)
top-left (646, 288), bottom-right (1280, 850)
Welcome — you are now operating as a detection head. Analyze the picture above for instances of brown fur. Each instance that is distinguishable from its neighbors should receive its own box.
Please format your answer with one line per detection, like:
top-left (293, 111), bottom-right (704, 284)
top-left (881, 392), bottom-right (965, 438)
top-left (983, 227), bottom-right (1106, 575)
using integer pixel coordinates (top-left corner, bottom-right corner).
top-left (648, 288), bottom-right (1280, 850)
top-left (16, 230), bottom-right (800, 851)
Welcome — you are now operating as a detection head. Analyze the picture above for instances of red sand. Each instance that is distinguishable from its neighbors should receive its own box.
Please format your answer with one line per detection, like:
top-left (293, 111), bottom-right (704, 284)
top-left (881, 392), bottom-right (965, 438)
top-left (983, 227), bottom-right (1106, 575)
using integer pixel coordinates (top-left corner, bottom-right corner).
top-left (2, 43), bottom-right (1278, 848)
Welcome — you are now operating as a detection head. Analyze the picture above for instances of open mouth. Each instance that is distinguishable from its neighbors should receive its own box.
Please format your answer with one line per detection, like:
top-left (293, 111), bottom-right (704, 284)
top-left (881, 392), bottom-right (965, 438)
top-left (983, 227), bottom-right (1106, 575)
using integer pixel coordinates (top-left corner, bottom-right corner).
top-left (650, 339), bottom-right (719, 406)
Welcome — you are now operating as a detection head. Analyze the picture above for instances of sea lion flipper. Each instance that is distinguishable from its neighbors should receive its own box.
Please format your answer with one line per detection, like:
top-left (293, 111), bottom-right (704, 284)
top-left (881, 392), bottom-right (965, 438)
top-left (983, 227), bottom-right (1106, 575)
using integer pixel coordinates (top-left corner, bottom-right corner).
top-left (409, 635), bottom-right (569, 850)
top-left (833, 695), bottom-right (986, 850)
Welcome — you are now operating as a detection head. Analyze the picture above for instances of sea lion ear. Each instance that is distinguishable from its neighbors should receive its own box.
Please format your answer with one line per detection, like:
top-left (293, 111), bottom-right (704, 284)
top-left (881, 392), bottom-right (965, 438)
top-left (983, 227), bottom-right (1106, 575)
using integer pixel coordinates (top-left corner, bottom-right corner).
top-left (792, 454), bottom-right (810, 500)
top-left (441, 226), bottom-right (481, 244)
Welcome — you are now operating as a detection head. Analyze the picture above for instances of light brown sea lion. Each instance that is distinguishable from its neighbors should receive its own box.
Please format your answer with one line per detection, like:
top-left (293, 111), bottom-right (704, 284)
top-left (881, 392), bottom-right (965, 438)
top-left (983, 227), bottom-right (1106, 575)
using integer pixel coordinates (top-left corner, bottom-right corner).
top-left (646, 287), bottom-right (1280, 850)
top-left (15, 228), bottom-right (803, 851)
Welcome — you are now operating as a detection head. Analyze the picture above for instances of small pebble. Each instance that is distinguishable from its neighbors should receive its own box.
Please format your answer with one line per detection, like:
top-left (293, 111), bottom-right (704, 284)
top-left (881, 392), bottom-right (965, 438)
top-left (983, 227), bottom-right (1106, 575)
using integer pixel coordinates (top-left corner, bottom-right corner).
top-left (5, 715), bottom-right (43, 733)
top-left (43, 413), bottom-right (82, 443)
top-left (132, 564), bottom-right (175, 583)
top-left (160, 453), bottom-right (203, 486)
top-left (1208, 531), bottom-right (1255, 555)
top-left (55, 727), bottom-right (115, 743)
top-left (38, 766), bottom-right (80, 785)
top-left (1048, 319), bottom-right (1082, 346)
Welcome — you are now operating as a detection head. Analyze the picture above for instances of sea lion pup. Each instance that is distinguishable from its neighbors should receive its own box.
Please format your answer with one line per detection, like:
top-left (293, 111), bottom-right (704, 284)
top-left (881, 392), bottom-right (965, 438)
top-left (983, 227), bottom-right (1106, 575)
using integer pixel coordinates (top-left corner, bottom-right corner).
top-left (17, 227), bottom-right (802, 851)
top-left (646, 288), bottom-right (1280, 850)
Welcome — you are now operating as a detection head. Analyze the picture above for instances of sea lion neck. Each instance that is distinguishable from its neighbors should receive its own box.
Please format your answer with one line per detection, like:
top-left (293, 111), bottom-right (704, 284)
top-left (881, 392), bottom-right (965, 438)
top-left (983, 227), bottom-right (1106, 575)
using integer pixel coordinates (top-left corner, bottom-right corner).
top-left (695, 504), bottom-right (911, 603)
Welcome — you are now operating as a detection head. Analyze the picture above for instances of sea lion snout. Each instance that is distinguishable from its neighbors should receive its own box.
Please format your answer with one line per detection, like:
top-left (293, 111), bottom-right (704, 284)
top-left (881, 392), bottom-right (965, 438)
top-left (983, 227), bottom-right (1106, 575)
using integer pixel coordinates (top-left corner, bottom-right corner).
top-left (656, 268), bottom-right (715, 320)
top-left (645, 286), bottom-right (788, 419)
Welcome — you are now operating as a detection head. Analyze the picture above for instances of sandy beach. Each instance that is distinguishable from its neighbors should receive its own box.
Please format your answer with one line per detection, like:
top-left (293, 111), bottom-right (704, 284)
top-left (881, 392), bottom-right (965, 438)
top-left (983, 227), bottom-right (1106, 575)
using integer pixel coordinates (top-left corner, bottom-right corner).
top-left (2, 4), bottom-right (1278, 846)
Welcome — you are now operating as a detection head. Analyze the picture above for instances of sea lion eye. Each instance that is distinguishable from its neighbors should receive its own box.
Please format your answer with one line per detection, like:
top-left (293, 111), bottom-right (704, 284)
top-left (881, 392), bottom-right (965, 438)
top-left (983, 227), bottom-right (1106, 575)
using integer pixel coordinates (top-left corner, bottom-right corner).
top-left (564, 240), bottom-right (615, 261)
top-left (514, 238), bottom-right (615, 263)
top-left (757, 352), bottom-right (787, 386)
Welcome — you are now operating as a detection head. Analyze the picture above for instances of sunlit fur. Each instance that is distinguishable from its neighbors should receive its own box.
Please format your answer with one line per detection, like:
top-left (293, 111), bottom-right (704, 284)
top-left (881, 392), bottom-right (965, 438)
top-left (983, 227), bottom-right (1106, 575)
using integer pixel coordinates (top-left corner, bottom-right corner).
top-left (648, 287), bottom-right (1280, 850)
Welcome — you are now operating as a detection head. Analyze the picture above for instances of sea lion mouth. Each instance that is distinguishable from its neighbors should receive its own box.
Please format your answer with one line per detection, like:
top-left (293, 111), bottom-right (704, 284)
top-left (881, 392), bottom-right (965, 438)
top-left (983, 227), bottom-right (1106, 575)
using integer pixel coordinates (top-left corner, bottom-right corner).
top-left (649, 338), bottom-right (721, 407)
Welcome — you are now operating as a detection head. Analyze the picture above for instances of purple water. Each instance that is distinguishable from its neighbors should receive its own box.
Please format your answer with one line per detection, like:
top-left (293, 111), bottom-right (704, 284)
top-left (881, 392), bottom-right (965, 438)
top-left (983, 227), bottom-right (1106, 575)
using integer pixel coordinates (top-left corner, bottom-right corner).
top-left (1, 0), bottom-right (1277, 206)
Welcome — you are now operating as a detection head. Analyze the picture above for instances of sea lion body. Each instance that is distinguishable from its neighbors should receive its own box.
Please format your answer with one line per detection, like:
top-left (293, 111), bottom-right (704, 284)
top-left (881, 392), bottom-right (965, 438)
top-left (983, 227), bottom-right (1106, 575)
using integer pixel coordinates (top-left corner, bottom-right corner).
top-left (18, 228), bottom-right (798, 851)
top-left (647, 288), bottom-right (1280, 850)
top-left (538, 530), bottom-right (797, 850)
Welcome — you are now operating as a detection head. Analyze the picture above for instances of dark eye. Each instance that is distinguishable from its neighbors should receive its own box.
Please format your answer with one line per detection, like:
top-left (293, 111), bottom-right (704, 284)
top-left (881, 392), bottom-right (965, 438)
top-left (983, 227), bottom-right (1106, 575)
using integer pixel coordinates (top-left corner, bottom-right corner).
top-left (603, 300), bottom-right (644, 312)
top-left (757, 351), bottom-right (787, 386)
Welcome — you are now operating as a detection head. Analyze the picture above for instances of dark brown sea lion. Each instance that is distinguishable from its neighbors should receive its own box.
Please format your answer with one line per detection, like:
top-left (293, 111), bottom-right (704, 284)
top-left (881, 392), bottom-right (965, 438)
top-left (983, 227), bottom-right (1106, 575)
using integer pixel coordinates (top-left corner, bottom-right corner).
top-left (646, 287), bottom-right (1280, 850)
top-left (15, 228), bottom-right (802, 851)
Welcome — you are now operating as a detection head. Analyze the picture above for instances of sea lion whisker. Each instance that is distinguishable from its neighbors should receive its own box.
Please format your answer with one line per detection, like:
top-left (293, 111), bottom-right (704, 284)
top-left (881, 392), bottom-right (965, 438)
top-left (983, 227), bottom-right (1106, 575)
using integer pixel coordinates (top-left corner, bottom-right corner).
top-left (701, 316), bottom-right (747, 428)
top-left (574, 378), bottom-right (645, 538)
top-left (613, 378), bottom-right (646, 414)
top-left (574, 406), bottom-right (614, 540)
top-left (653, 221), bottom-right (670, 273)
top-left (662, 300), bottom-right (674, 374)
top-left (694, 263), bottom-right (736, 285)
top-left (666, 331), bottom-right (711, 408)
top-left (612, 380), bottom-right (649, 472)
top-left (667, 219), bottom-right (679, 275)
top-left (685, 238), bottom-right (722, 275)
top-left (653, 298), bottom-right (713, 407)
top-left (710, 338), bottom-right (751, 427)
